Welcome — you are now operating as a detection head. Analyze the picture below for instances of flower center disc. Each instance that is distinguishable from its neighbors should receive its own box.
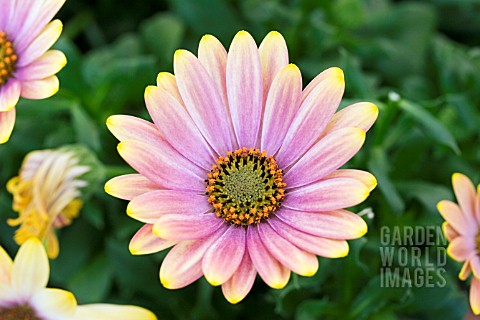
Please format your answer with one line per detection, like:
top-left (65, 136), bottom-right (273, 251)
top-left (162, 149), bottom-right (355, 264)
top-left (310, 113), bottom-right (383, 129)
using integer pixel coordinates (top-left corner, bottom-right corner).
top-left (0, 31), bottom-right (17, 87)
top-left (0, 304), bottom-right (41, 320)
top-left (206, 147), bottom-right (286, 226)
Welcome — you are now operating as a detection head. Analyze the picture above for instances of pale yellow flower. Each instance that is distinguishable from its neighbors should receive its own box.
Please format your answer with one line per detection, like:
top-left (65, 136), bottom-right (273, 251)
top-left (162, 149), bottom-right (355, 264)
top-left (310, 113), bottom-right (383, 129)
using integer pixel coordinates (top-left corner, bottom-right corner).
top-left (7, 149), bottom-right (89, 259)
top-left (0, 238), bottom-right (157, 320)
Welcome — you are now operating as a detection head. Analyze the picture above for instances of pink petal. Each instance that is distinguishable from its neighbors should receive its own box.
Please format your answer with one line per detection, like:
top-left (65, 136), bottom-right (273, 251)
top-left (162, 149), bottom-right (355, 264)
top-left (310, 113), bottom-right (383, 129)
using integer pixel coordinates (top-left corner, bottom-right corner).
top-left (5, 0), bottom-right (43, 36)
top-left (0, 0), bottom-right (15, 30)
top-left (459, 257), bottom-right (472, 280)
top-left (442, 222), bottom-right (459, 242)
top-left (106, 115), bottom-right (162, 143)
top-left (20, 76), bottom-right (59, 99)
top-left (156, 72), bottom-right (184, 106)
top-left (129, 224), bottom-right (177, 255)
top-left (437, 200), bottom-right (476, 236)
top-left (284, 128), bottom-right (366, 188)
top-left (275, 208), bottom-right (368, 239)
top-left (18, 19), bottom-right (63, 67)
top-left (0, 108), bottom-right (16, 144)
top-left (285, 178), bottom-right (370, 212)
top-left (0, 79), bottom-right (21, 112)
top-left (127, 190), bottom-right (211, 224)
top-left (247, 226), bottom-right (290, 289)
top-left (144, 85), bottom-right (216, 169)
top-left (153, 213), bottom-right (223, 241)
top-left (324, 169), bottom-right (377, 192)
top-left (174, 49), bottom-right (235, 155)
top-left (447, 236), bottom-right (475, 262)
top-left (226, 31), bottom-right (263, 147)
top-left (275, 67), bottom-right (345, 168)
top-left (268, 217), bottom-right (349, 258)
top-left (258, 31), bottom-right (289, 107)
top-left (258, 223), bottom-right (318, 276)
top-left (477, 186), bottom-right (480, 227)
top-left (117, 139), bottom-right (206, 192)
top-left (198, 35), bottom-right (229, 111)
top-left (452, 173), bottom-right (478, 225)
top-left (221, 250), bottom-right (256, 304)
top-left (471, 277), bottom-right (480, 315)
top-left (105, 174), bottom-right (160, 201)
top-left (15, 50), bottom-right (66, 80)
top-left (202, 225), bottom-right (246, 286)
top-left (472, 256), bottom-right (480, 278)
top-left (260, 64), bottom-right (302, 154)
top-left (14, 0), bottom-right (65, 53)
top-left (160, 227), bottom-right (226, 289)
top-left (321, 102), bottom-right (379, 138)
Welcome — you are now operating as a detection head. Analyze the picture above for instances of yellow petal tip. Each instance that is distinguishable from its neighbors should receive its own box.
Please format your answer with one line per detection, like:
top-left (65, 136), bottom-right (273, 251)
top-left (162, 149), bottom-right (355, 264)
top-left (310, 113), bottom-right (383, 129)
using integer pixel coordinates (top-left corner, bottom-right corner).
top-left (266, 30), bottom-right (282, 37)
top-left (436, 200), bottom-right (447, 212)
top-left (368, 175), bottom-right (378, 191)
top-left (358, 220), bottom-right (368, 237)
top-left (473, 306), bottom-right (480, 315)
top-left (104, 181), bottom-right (113, 196)
top-left (160, 276), bottom-right (173, 289)
top-left (201, 34), bottom-right (216, 42)
top-left (225, 296), bottom-right (242, 305)
top-left (452, 172), bottom-right (465, 184)
top-left (329, 67), bottom-right (344, 81)
top-left (116, 141), bottom-right (125, 153)
top-left (152, 225), bottom-right (166, 239)
top-left (270, 281), bottom-right (288, 289)
top-left (144, 85), bottom-right (157, 98)
top-left (174, 49), bottom-right (189, 59)
top-left (285, 63), bottom-right (300, 72)
top-left (205, 276), bottom-right (222, 287)
top-left (236, 30), bottom-right (250, 36)
top-left (302, 267), bottom-right (318, 277)
top-left (339, 245), bottom-right (350, 257)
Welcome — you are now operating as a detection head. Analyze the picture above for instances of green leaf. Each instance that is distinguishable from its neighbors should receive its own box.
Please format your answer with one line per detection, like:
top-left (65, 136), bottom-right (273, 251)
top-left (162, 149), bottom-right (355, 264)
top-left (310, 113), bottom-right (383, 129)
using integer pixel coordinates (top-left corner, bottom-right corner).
top-left (68, 254), bottom-right (113, 304)
top-left (168, 0), bottom-right (241, 40)
top-left (141, 13), bottom-right (185, 66)
top-left (348, 275), bottom-right (413, 319)
top-left (296, 299), bottom-right (336, 320)
top-left (368, 147), bottom-right (405, 213)
top-left (398, 100), bottom-right (460, 154)
top-left (396, 181), bottom-right (453, 214)
top-left (70, 104), bottom-right (102, 151)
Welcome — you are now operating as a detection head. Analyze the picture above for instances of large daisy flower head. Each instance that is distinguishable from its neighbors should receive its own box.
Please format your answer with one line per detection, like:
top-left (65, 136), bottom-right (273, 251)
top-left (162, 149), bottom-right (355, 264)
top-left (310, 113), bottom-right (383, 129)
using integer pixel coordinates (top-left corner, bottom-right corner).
top-left (438, 173), bottom-right (480, 314)
top-left (106, 30), bottom-right (378, 303)
top-left (0, 238), bottom-right (157, 320)
top-left (0, 0), bottom-right (67, 143)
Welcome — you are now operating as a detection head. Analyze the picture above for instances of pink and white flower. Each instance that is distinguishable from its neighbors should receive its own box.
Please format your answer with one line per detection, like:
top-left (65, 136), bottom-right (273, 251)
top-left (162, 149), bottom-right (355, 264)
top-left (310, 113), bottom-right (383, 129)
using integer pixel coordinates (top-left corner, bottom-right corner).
top-left (438, 173), bottom-right (480, 314)
top-left (0, 0), bottom-right (67, 143)
top-left (106, 30), bottom-right (378, 303)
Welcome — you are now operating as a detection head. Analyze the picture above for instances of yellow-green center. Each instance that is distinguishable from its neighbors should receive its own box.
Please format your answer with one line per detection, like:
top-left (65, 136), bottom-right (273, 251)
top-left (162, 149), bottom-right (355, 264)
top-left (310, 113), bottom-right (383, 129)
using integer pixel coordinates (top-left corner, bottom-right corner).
top-left (206, 147), bottom-right (286, 226)
top-left (0, 31), bottom-right (17, 87)
top-left (0, 304), bottom-right (41, 320)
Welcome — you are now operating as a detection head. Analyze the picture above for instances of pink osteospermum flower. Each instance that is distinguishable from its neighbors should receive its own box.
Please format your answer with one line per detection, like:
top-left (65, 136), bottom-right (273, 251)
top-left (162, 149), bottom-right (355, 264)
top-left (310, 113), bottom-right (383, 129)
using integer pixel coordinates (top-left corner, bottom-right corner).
top-left (0, 0), bottom-right (67, 144)
top-left (106, 30), bottom-right (378, 304)
top-left (7, 149), bottom-right (90, 259)
top-left (0, 238), bottom-right (157, 320)
top-left (437, 173), bottom-right (480, 315)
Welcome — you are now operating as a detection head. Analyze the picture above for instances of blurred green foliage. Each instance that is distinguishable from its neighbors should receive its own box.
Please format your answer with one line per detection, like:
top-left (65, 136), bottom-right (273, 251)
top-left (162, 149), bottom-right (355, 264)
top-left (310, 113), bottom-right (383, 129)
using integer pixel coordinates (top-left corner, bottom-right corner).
top-left (1, 0), bottom-right (480, 319)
